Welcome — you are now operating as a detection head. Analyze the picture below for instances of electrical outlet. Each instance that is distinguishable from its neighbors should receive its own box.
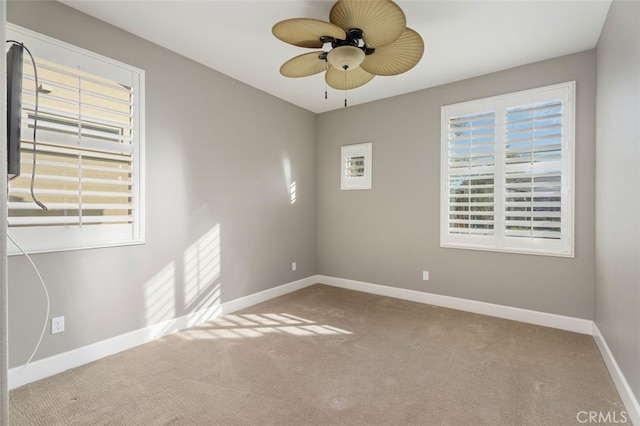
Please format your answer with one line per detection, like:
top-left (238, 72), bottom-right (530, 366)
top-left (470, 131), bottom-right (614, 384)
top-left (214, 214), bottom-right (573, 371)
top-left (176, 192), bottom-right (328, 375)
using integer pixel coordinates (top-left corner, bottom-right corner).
top-left (422, 271), bottom-right (429, 281)
top-left (292, 262), bottom-right (297, 272)
top-left (51, 316), bottom-right (65, 334)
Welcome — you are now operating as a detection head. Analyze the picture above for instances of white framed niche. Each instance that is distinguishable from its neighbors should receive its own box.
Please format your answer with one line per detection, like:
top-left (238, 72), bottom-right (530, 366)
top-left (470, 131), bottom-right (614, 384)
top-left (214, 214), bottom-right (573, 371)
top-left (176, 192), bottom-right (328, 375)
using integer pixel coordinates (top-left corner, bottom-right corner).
top-left (341, 142), bottom-right (372, 190)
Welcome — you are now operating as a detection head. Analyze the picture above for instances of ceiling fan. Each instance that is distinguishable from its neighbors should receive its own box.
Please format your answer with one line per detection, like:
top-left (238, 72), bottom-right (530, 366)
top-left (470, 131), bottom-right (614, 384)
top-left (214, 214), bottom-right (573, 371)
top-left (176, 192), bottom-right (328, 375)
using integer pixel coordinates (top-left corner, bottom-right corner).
top-left (272, 0), bottom-right (424, 94)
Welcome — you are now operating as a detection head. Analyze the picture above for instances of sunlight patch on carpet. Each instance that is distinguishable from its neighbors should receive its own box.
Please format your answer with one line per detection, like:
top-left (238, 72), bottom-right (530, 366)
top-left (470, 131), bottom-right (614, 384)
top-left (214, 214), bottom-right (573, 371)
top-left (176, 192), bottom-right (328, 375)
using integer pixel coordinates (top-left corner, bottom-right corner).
top-left (176, 312), bottom-right (352, 340)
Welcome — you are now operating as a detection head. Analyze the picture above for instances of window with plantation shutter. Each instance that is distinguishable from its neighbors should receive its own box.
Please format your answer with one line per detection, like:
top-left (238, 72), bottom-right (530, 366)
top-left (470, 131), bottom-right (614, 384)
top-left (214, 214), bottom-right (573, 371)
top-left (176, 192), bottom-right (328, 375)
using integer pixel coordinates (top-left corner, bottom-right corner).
top-left (441, 82), bottom-right (574, 257)
top-left (7, 24), bottom-right (145, 254)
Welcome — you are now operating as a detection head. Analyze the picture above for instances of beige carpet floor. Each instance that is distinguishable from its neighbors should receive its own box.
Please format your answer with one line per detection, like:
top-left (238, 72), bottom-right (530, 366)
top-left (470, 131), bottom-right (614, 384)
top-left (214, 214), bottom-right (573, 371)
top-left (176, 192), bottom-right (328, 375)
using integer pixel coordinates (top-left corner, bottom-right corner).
top-left (9, 284), bottom-right (629, 425)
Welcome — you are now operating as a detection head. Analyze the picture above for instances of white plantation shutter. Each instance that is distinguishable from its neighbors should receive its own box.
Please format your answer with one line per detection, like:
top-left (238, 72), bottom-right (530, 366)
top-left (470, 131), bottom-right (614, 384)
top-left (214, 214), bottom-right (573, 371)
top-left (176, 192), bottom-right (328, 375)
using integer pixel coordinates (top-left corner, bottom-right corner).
top-left (446, 111), bottom-right (495, 236)
top-left (441, 82), bottom-right (574, 257)
top-left (504, 101), bottom-right (563, 240)
top-left (7, 24), bottom-right (145, 254)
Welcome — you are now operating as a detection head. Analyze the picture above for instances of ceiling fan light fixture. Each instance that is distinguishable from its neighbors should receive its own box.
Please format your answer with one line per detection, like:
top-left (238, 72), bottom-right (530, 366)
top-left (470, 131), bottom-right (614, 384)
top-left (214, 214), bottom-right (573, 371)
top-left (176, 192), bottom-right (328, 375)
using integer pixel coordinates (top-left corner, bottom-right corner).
top-left (327, 45), bottom-right (365, 71)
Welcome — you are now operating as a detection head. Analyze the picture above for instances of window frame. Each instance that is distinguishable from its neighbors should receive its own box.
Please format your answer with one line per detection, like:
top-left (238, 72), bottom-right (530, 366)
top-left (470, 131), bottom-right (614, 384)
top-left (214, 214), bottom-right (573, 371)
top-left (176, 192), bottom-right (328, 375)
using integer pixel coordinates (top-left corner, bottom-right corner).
top-left (440, 82), bottom-right (575, 257)
top-left (6, 24), bottom-right (145, 255)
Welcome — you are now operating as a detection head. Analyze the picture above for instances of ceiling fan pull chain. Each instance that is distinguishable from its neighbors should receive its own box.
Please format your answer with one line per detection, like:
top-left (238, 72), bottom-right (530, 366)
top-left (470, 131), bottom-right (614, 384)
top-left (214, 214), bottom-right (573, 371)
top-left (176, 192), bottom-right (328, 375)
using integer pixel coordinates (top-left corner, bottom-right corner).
top-left (344, 71), bottom-right (347, 107)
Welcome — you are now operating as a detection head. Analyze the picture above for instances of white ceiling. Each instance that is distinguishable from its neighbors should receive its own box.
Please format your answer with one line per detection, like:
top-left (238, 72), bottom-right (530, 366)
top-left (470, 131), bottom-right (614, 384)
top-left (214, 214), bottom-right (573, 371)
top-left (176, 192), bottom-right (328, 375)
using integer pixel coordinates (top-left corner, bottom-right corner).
top-left (60, 0), bottom-right (611, 114)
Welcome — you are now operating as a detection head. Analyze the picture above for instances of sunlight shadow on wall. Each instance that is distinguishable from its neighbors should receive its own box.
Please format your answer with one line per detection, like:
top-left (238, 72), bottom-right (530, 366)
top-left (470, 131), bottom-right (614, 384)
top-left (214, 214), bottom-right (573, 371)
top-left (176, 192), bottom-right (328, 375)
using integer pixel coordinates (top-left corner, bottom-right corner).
top-left (185, 283), bottom-right (222, 329)
top-left (184, 224), bottom-right (221, 308)
top-left (282, 155), bottom-right (292, 186)
top-left (290, 181), bottom-right (297, 204)
top-left (144, 262), bottom-right (176, 326)
top-left (176, 312), bottom-right (352, 341)
top-left (282, 155), bottom-right (297, 205)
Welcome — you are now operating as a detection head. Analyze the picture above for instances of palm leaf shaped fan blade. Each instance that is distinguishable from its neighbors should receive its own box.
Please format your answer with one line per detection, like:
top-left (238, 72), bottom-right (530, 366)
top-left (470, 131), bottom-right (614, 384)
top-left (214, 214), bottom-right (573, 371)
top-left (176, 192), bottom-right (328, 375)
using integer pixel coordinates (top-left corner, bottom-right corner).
top-left (329, 0), bottom-right (406, 48)
top-left (325, 66), bottom-right (374, 90)
top-left (280, 51), bottom-right (328, 77)
top-left (361, 28), bottom-right (424, 76)
top-left (272, 18), bottom-right (345, 48)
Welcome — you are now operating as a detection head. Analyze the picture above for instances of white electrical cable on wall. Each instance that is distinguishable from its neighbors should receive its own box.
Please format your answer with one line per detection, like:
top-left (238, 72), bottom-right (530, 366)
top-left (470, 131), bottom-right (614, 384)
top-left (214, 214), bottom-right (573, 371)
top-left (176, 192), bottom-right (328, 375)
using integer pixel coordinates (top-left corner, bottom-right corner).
top-left (3, 33), bottom-right (50, 394)
top-left (6, 234), bottom-right (51, 378)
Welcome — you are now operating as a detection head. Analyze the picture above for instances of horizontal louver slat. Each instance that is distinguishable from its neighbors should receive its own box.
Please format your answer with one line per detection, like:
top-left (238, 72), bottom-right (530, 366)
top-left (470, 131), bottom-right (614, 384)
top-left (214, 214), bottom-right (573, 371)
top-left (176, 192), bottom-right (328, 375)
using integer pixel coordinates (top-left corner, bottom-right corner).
top-left (8, 215), bottom-right (133, 226)
top-left (449, 227), bottom-right (495, 235)
top-left (20, 159), bottom-right (132, 175)
top-left (19, 141), bottom-right (133, 160)
top-left (505, 220), bottom-right (560, 228)
top-left (505, 143), bottom-right (561, 155)
top-left (505, 229), bottom-right (561, 239)
top-left (21, 174), bottom-right (133, 186)
top-left (9, 202), bottom-right (132, 210)
top-left (23, 115), bottom-right (133, 145)
top-left (10, 187), bottom-right (133, 198)
top-left (506, 211), bottom-right (562, 218)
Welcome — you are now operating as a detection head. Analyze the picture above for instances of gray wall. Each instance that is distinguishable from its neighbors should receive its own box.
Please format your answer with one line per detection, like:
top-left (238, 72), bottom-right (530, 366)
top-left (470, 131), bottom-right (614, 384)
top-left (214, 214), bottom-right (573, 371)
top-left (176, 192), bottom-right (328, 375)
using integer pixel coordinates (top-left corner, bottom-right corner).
top-left (6, 1), bottom-right (317, 367)
top-left (317, 51), bottom-right (596, 320)
top-left (595, 0), bottom-right (640, 404)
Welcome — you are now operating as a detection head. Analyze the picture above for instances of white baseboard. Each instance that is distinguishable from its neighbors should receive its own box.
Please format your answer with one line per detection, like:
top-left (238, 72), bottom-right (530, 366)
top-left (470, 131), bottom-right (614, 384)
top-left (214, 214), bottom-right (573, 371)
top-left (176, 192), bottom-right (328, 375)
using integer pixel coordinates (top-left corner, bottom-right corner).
top-left (318, 275), bottom-right (593, 334)
top-left (222, 275), bottom-right (318, 314)
top-left (8, 275), bottom-right (318, 390)
top-left (593, 324), bottom-right (640, 425)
